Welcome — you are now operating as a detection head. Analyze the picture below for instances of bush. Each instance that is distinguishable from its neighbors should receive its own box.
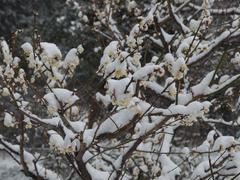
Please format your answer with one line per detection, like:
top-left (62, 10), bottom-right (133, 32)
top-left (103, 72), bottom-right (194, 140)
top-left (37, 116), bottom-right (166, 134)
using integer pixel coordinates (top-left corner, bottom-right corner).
top-left (1, 0), bottom-right (240, 179)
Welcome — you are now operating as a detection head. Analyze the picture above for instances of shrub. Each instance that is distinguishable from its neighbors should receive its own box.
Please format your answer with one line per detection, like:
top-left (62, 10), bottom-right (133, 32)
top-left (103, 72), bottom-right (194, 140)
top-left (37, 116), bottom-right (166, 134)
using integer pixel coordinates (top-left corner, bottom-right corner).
top-left (1, 0), bottom-right (240, 179)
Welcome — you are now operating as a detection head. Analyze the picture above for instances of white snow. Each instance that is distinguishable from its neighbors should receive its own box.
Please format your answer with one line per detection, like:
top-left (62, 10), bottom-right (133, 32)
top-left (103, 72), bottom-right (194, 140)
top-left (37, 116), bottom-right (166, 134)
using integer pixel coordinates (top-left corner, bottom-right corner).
top-left (63, 48), bottom-right (80, 70)
top-left (44, 88), bottom-right (79, 110)
top-left (3, 112), bottom-right (15, 127)
top-left (40, 42), bottom-right (62, 61)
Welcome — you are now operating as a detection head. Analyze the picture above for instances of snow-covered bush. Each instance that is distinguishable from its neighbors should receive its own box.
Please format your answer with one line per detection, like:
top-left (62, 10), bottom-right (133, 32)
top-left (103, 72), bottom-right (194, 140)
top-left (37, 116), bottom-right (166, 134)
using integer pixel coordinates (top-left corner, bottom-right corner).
top-left (1, 0), bottom-right (240, 179)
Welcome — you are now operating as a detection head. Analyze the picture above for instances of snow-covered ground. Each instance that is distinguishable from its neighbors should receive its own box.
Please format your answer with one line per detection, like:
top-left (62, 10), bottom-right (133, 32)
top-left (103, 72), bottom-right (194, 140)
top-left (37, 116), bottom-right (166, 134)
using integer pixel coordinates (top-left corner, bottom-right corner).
top-left (0, 151), bottom-right (30, 180)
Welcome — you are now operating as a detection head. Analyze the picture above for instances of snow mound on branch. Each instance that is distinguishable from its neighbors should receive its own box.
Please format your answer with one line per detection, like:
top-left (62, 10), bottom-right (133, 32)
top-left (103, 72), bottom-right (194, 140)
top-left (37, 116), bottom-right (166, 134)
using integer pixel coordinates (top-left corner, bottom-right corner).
top-left (44, 88), bottom-right (79, 108)
top-left (40, 42), bottom-right (62, 60)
